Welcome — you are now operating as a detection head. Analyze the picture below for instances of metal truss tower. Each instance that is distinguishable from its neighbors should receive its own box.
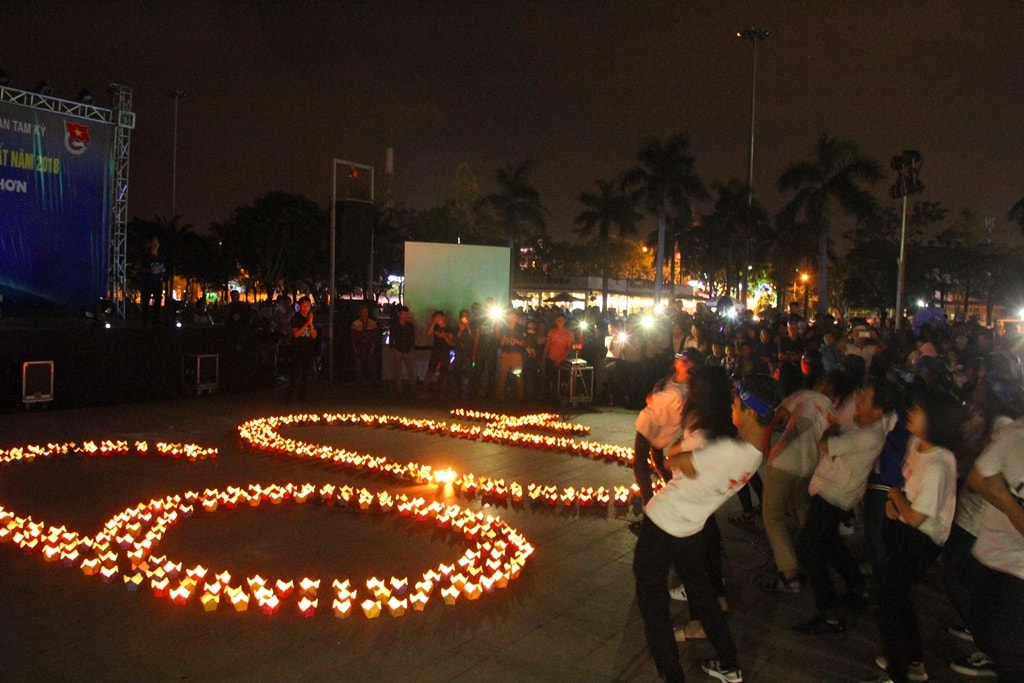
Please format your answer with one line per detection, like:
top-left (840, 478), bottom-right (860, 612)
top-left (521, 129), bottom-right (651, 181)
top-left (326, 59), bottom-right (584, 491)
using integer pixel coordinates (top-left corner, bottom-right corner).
top-left (109, 84), bottom-right (135, 319)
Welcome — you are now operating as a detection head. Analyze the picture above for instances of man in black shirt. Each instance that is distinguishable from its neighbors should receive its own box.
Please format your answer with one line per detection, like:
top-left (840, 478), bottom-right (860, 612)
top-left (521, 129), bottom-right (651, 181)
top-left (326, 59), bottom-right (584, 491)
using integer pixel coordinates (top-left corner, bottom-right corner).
top-left (389, 305), bottom-right (417, 396)
top-left (285, 296), bottom-right (318, 402)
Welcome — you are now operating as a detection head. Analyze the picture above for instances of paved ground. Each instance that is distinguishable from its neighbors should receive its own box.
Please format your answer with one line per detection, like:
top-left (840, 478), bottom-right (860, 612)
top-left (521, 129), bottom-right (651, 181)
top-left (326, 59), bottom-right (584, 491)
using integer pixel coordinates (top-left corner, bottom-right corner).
top-left (0, 384), bottom-right (984, 683)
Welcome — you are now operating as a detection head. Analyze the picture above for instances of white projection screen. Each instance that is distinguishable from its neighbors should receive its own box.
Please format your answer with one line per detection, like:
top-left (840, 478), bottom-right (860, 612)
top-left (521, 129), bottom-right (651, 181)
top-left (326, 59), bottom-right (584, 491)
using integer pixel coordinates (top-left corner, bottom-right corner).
top-left (404, 241), bottom-right (510, 345)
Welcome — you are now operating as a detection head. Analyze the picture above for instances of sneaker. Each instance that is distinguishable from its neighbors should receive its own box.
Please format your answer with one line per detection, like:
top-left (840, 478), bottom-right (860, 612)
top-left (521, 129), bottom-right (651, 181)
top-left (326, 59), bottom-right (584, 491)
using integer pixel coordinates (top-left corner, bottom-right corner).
top-left (668, 584), bottom-right (687, 601)
top-left (946, 625), bottom-right (974, 642)
top-left (700, 658), bottom-right (743, 683)
top-left (874, 655), bottom-right (928, 682)
top-left (950, 652), bottom-right (997, 678)
top-left (792, 614), bottom-right (846, 636)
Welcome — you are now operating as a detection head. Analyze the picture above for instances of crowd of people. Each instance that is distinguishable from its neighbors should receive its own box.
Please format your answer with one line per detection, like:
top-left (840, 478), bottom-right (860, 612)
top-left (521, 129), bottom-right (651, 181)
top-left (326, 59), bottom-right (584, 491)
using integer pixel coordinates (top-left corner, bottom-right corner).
top-left (627, 310), bottom-right (1024, 683)
top-left (162, 288), bottom-right (1024, 682)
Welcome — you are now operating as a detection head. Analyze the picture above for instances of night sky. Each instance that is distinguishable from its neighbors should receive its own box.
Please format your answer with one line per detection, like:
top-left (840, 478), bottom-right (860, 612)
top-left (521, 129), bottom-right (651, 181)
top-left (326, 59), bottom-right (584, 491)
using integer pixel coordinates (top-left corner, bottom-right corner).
top-left (6, 1), bottom-right (1023, 244)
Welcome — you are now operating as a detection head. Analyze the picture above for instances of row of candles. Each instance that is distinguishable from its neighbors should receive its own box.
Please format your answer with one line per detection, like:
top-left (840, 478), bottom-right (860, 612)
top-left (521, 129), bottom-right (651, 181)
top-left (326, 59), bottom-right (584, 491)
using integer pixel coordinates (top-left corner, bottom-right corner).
top-left (237, 411), bottom-right (639, 509)
top-left (0, 439), bottom-right (218, 464)
top-left (0, 409), bottom-right (640, 619)
top-left (0, 467), bottom-right (534, 618)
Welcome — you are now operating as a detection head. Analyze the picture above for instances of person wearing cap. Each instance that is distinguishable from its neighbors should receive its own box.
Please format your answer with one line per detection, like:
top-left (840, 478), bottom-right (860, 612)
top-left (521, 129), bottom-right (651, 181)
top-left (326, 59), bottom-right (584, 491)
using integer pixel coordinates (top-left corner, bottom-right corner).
top-left (632, 348), bottom-right (703, 506)
top-left (633, 371), bottom-right (780, 683)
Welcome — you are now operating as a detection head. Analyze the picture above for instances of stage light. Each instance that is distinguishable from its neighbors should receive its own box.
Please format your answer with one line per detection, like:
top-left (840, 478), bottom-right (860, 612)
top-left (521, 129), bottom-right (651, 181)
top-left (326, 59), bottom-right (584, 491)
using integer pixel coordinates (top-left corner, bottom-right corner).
top-left (84, 298), bottom-right (117, 326)
top-left (487, 305), bottom-right (504, 322)
top-left (35, 80), bottom-right (54, 96)
top-left (78, 89), bottom-right (94, 104)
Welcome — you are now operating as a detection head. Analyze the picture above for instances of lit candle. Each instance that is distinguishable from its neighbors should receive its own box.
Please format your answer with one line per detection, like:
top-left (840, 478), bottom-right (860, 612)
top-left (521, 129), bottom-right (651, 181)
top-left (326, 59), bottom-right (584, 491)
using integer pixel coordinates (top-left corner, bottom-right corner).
top-left (297, 596), bottom-right (317, 617)
top-left (360, 599), bottom-right (382, 619)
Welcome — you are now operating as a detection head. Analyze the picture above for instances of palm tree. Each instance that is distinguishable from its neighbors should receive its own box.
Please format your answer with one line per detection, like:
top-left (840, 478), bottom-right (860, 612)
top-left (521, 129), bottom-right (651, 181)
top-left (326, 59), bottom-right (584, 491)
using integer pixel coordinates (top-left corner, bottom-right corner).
top-left (621, 135), bottom-right (708, 305)
top-left (476, 160), bottom-right (548, 302)
top-left (1010, 195), bottom-right (1024, 234)
top-left (777, 134), bottom-right (882, 318)
top-left (703, 179), bottom-right (771, 300)
top-left (152, 214), bottom-right (195, 304)
top-left (574, 179), bottom-right (642, 313)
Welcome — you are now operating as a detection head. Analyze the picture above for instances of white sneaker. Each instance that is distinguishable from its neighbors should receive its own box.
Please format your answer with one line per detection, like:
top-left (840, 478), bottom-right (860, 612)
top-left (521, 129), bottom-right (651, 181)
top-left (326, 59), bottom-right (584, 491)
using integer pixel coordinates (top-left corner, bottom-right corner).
top-left (874, 655), bottom-right (928, 681)
top-left (701, 658), bottom-right (742, 683)
top-left (946, 625), bottom-right (974, 642)
top-left (668, 584), bottom-right (687, 601)
top-left (949, 652), bottom-right (997, 678)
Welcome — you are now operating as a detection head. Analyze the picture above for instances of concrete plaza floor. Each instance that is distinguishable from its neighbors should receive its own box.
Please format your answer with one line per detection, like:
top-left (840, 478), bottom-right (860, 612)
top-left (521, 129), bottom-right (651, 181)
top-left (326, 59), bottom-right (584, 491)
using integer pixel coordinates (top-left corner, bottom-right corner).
top-left (0, 385), bottom-right (981, 683)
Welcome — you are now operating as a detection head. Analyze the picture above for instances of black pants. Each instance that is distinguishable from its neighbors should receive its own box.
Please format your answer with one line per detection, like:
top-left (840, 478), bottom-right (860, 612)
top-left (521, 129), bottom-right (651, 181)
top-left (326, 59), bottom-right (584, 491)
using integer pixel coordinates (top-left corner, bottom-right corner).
top-left (286, 343), bottom-right (317, 400)
top-left (877, 519), bottom-right (941, 683)
top-left (966, 556), bottom-right (1024, 683)
top-left (940, 523), bottom-right (975, 631)
top-left (798, 495), bottom-right (863, 614)
top-left (634, 516), bottom-right (737, 682)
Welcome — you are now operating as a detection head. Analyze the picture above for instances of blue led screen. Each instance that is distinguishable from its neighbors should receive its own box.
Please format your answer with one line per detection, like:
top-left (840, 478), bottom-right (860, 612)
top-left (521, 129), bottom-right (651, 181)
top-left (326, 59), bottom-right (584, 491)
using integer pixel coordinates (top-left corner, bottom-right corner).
top-left (0, 99), bottom-right (113, 310)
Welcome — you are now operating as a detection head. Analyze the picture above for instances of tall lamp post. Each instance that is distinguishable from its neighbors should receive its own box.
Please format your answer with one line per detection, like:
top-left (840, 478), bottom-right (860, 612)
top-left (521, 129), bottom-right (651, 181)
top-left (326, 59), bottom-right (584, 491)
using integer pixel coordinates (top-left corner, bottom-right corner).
top-left (737, 27), bottom-right (768, 309)
top-left (889, 150), bottom-right (923, 331)
top-left (329, 159), bottom-right (375, 384)
top-left (169, 90), bottom-right (186, 216)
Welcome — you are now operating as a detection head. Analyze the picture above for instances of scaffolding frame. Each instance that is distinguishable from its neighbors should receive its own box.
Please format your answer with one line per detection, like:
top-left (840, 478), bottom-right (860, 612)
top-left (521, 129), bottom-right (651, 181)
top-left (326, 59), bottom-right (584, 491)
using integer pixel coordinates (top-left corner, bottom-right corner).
top-left (109, 84), bottom-right (135, 319)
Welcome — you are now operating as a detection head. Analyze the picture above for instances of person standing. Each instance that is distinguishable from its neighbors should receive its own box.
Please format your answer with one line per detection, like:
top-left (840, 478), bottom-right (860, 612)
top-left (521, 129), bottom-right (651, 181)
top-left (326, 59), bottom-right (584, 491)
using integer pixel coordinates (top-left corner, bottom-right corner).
top-left (452, 309), bottom-right (475, 400)
top-left (793, 378), bottom-right (898, 635)
top-left (422, 310), bottom-right (453, 395)
top-left (963, 416), bottom-right (1024, 683)
top-left (389, 305), bottom-right (417, 397)
top-left (285, 296), bottom-right (319, 402)
top-left (864, 388), bottom-right (962, 683)
top-left (349, 304), bottom-right (379, 384)
top-left (543, 312), bottom-right (576, 398)
top-left (632, 349), bottom-right (702, 506)
top-left (139, 236), bottom-right (167, 326)
top-left (760, 368), bottom-right (836, 592)
top-left (634, 371), bottom-right (780, 683)
top-left (494, 310), bottom-right (526, 401)
top-left (225, 289), bottom-right (252, 329)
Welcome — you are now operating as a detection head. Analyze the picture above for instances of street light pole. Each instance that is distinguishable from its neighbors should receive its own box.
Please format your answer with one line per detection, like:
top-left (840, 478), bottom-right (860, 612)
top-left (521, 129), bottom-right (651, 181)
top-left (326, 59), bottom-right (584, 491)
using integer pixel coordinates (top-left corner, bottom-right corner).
top-left (169, 90), bottom-right (186, 216)
top-left (889, 150), bottom-right (923, 331)
top-left (737, 27), bottom-right (768, 309)
top-left (329, 159), bottom-right (375, 384)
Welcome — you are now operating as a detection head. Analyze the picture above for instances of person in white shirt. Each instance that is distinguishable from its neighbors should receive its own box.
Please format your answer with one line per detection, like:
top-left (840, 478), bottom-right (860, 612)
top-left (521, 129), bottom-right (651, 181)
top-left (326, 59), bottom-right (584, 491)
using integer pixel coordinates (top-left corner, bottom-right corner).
top-left (631, 349), bottom-right (702, 505)
top-left (634, 370), bottom-right (779, 683)
top-left (964, 416), bottom-right (1024, 682)
top-left (794, 377), bottom-right (898, 635)
top-left (760, 369), bottom-right (836, 592)
top-left (864, 388), bottom-right (962, 683)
